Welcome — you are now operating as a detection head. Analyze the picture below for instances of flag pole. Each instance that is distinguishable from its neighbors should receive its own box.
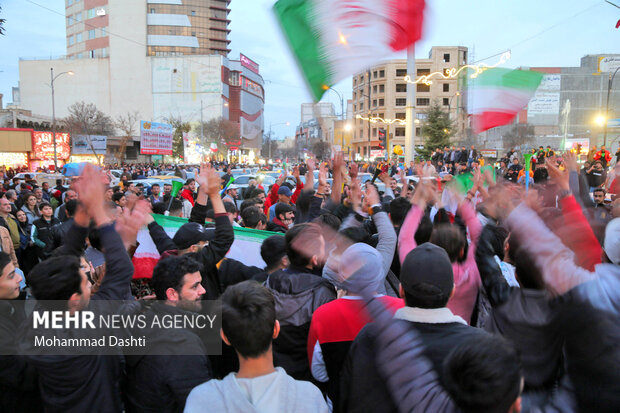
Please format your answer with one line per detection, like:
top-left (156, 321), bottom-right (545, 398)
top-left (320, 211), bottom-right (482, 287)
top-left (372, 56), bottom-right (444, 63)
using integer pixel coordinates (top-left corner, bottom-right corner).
top-left (405, 45), bottom-right (417, 163)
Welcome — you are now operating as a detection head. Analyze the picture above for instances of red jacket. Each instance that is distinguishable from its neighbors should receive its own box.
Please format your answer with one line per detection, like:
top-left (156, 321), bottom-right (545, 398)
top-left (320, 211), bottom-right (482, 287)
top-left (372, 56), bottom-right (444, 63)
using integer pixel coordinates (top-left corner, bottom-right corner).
top-left (263, 180), bottom-right (304, 215)
top-left (594, 149), bottom-right (612, 164)
top-left (180, 188), bottom-right (195, 206)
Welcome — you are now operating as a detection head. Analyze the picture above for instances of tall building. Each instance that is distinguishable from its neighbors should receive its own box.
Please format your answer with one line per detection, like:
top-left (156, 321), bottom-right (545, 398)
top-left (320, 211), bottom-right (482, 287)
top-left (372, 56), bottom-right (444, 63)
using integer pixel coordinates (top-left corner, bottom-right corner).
top-left (15, 0), bottom-right (263, 160)
top-left (351, 46), bottom-right (468, 159)
top-left (65, 0), bottom-right (230, 60)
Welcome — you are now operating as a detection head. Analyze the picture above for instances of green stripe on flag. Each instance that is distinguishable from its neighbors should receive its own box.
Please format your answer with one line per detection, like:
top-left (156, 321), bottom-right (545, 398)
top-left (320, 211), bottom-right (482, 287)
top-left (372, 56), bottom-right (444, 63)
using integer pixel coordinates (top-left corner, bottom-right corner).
top-left (475, 68), bottom-right (543, 91)
top-left (273, 0), bottom-right (332, 101)
top-left (151, 214), bottom-right (284, 240)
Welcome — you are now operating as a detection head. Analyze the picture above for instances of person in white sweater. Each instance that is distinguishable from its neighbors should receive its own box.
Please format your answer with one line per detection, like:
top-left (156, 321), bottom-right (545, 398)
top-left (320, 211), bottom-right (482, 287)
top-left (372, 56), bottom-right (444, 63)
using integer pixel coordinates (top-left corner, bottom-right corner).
top-left (185, 280), bottom-right (328, 413)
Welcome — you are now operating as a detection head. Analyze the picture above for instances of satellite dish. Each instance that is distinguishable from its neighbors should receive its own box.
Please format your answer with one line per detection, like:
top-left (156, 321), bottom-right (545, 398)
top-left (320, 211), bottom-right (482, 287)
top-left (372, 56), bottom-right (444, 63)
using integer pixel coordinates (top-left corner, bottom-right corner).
top-left (96, 8), bottom-right (106, 16)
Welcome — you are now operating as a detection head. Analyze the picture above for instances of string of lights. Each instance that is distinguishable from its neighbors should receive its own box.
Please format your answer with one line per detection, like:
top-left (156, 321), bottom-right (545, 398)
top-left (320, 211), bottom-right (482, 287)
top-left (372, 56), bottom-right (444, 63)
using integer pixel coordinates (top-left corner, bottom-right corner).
top-left (355, 114), bottom-right (407, 125)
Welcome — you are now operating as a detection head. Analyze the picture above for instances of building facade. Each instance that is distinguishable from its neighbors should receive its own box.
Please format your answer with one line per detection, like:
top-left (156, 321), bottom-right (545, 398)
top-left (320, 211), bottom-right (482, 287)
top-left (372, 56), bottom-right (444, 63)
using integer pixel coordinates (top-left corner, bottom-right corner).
top-left (351, 46), bottom-right (468, 159)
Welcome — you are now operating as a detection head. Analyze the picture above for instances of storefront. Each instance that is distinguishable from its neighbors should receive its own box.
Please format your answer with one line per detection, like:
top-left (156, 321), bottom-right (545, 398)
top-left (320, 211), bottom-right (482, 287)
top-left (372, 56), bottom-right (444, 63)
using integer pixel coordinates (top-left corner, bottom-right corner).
top-left (0, 128), bottom-right (33, 170)
top-left (31, 131), bottom-right (71, 170)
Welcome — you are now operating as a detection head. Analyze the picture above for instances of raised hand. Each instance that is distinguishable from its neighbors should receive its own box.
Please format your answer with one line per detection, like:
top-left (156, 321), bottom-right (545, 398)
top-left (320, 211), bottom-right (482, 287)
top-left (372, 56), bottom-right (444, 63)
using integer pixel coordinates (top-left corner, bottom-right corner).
top-left (349, 162), bottom-right (359, 179)
top-left (545, 158), bottom-right (569, 190)
top-left (306, 158), bottom-right (316, 172)
top-left (365, 184), bottom-right (381, 206)
top-left (563, 151), bottom-right (578, 173)
top-left (75, 164), bottom-right (110, 226)
top-left (116, 200), bottom-right (152, 250)
top-left (195, 162), bottom-right (210, 189)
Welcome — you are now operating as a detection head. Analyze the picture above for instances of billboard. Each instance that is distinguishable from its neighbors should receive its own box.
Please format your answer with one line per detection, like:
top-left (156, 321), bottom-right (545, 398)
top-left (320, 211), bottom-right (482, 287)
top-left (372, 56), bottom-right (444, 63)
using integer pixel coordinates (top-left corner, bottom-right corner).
top-left (140, 121), bottom-right (173, 155)
top-left (528, 92), bottom-right (560, 115)
top-left (32, 131), bottom-right (70, 160)
top-left (240, 54), bottom-right (260, 74)
top-left (73, 135), bottom-right (107, 155)
top-left (598, 56), bottom-right (620, 73)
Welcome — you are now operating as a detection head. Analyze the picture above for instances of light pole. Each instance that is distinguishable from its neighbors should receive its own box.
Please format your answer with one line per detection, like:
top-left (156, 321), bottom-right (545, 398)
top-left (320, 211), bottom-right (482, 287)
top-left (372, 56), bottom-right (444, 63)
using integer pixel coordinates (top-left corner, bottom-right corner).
top-left (603, 66), bottom-right (620, 147)
top-left (50, 68), bottom-right (74, 170)
top-left (323, 86), bottom-right (345, 120)
top-left (267, 121), bottom-right (290, 160)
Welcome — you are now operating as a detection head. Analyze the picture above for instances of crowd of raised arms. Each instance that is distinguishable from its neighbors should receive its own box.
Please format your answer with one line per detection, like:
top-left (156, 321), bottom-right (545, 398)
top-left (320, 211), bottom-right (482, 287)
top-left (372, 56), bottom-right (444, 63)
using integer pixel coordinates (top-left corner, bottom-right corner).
top-left (0, 143), bottom-right (619, 413)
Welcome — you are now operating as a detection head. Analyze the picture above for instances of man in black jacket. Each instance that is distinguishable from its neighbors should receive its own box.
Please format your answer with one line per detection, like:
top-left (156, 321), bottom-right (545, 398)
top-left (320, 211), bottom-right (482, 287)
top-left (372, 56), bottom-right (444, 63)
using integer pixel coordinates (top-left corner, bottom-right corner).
top-left (340, 243), bottom-right (488, 413)
top-left (265, 223), bottom-right (336, 382)
top-left (124, 255), bottom-right (212, 413)
top-left (17, 167), bottom-right (142, 413)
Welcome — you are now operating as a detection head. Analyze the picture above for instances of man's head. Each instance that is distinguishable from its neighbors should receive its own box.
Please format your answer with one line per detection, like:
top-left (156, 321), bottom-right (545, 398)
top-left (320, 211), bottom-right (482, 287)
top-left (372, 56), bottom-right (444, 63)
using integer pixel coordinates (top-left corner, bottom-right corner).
top-left (241, 206), bottom-right (267, 230)
top-left (285, 223), bottom-right (325, 269)
top-left (225, 184), bottom-right (238, 199)
top-left (39, 202), bottom-right (53, 218)
top-left (224, 201), bottom-right (238, 224)
top-left (28, 256), bottom-right (91, 311)
top-left (261, 235), bottom-right (288, 273)
top-left (55, 178), bottom-right (63, 186)
top-left (275, 203), bottom-right (295, 228)
top-left (0, 197), bottom-right (12, 216)
top-left (127, 183), bottom-right (137, 193)
top-left (34, 188), bottom-right (43, 201)
top-left (65, 190), bottom-right (78, 202)
top-left (389, 197), bottom-right (412, 227)
top-left (470, 145), bottom-right (475, 150)
top-left (593, 161), bottom-right (603, 171)
top-left (594, 188), bottom-right (606, 205)
top-left (335, 243), bottom-right (385, 293)
top-left (185, 178), bottom-right (196, 192)
top-left (601, 145), bottom-right (606, 151)
top-left (443, 334), bottom-right (523, 413)
top-left (112, 192), bottom-right (127, 207)
top-left (152, 255), bottom-right (205, 312)
top-left (151, 183), bottom-right (160, 196)
top-left (0, 252), bottom-right (21, 299)
top-left (163, 183), bottom-right (172, 195)
top-left (220, 280), bottom-right (279, 359)
top-left (172, 222), bottom-right (214, 253)
top-left (277, 186), bottom-right (293, 204)
top-left (5, 190), bottom-right (16, 202)
top-left (400, 243), bottom-right (454, 308)
top-left (512, 158), bottom-right (520, 165)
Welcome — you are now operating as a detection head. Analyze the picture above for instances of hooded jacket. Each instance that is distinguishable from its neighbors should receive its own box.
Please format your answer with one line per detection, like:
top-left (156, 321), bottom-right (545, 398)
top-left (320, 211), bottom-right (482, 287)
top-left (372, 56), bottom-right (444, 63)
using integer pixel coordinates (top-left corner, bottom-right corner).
top-left (124, 302), bottom-right (211, 413)
top-left (185, 367), bottom-right (328, 413)
top-left (266, 267), bottom-right (336, 381)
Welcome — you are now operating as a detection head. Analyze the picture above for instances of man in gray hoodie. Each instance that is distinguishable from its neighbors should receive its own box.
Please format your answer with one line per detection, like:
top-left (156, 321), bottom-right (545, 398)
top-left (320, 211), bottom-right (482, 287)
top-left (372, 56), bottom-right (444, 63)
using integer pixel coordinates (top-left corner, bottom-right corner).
top-left (185, 280), bottom-right (328, 413)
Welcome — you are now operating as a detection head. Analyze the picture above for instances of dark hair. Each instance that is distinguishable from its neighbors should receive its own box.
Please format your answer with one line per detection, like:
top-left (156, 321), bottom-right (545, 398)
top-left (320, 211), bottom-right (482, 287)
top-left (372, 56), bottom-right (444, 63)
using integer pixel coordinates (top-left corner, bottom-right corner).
top-left (443, 335), bottom-right (522, 413)
top-left (112, 185), bottom-right (121, 193)
top-left (185, 178), bottom-right (195, 185)
top-left (593, 187), bottom-right (606, 195)
top-left (239, 198), bottom-right (260, 214)
top-left (339, 226), bottom-right (372, 245)
top-left (0, 251), bottom-right (12, 276)
top-left (241, 206), bottom-right (266, 229)
top-left (249, 188), bottom-right (265, 199)
top-left (312, 213), bottom-right (341, 231)
top-left (39, 201), bottom-right (52, 210)
top-left (28, 256), bottom-right (82, 303)
top-left (261, 235), bottom-right (287, 271)
top-left (224, 201), bottom-right (237, 215)
top-left (152, 255), bottom-right (203, 300)
top-left (415, 214), bottom-right (434, 245)
top-left (65, 199), bottom-right (79, 217)
top-left (152, 201), bottom-right (167, 215)
top-left (488, 225), bottom-right (509, 258)
top-left (507, 232), bottom-right (545, 290)
top-left (389, 197), bottom-right (412, 227)
top-left (430, 224), bottom-right (466, 263)
top-left (151, 183), bottom-right (160, 188)
top-left (285, 223), bottom-right (321, 268)
top-left (169, 198), bottom-right (183, 214)
top-left (221, 280), bottom-right (276, 358)
top-left (275, 203), bottom-right (293, 220)
top-left (112, 192), bottom-right (125, 203)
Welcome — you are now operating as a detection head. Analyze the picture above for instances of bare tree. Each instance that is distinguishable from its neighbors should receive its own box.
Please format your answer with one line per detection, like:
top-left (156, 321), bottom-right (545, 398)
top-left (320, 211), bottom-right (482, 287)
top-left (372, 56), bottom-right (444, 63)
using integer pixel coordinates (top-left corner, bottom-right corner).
top-left (114, 111), bottom-right (140, 163)
top-left (0, 6), bottom-right (5, 36)
top-left (200, 117), bottom-right (240, 157)
top-left (164, 116), bottom-right (191, 160)
top-left (63, 101), bottom-right (115, 165)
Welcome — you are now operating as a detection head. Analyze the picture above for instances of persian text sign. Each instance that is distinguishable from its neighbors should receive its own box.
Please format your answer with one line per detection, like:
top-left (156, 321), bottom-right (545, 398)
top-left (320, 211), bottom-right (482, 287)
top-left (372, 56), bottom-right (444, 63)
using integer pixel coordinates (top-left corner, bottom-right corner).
top-left (140, 121), bottom-right (173, 155)
top-left (32, 132), bottom-right (70, 160)
top-left (240, 53), bottom-right (260, 74)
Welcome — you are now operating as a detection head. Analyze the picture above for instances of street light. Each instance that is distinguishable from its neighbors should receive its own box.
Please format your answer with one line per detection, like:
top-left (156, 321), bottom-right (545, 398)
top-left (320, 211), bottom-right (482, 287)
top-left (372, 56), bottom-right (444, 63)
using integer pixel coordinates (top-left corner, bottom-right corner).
top-left (268, 121), bottom-right (290, 160)
top-left (50, 68), bottom-right (74, 170)
top-left (603, 66), bottom-right (620, 147)
top-left (322, 85), bottom-right (345, 120)
top-left (595, 114), bottom-right (607, 127)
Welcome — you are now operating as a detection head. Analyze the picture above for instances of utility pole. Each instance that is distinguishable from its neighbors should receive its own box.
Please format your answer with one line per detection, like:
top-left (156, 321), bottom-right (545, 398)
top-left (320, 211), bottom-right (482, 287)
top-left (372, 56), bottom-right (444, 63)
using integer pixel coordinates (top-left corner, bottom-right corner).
top-left (200, 100), bottom-right (204, 151)
top-left (50, 68), bottom-right (74, 171)
top-left (404, 45), bottom-right (417, 163)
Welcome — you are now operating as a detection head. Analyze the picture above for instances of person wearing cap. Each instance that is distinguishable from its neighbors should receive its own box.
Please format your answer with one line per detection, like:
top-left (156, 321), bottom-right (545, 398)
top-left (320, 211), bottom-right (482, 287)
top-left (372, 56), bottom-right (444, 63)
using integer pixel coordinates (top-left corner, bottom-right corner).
top-left (181, 178), bottom-right (196, 207)
top-left (145, 164), bottom-right (233, 301)
top-left (263, 168), bottom-right (304, 217)
top-left (267, 203), bottom-right (294, 233)
top-left (340, 243), bottom-right (489, 413)
top-left (308, 243), bottom-right (403, 408)
top-left (268, 185), bottom-right (294, 222)
top-left (222, 184), bottom-right (238, 205)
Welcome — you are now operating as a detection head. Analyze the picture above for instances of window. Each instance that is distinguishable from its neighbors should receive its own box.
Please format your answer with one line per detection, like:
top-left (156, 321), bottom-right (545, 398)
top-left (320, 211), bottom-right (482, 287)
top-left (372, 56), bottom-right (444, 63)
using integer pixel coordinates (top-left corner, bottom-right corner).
top-left (417, 98), bottom-right (430, 106)
top-left (67, 15), bottom-right (73, 25)
top-left (372, 99), bottom-right (377, 108)
top-left (150, 8), bottom-right (155, 13)
top-left (101, 47), bottom-right (108, 57)
top-left (359, 129), bottom-right (364, 139)
top-left (373, 71), bottom-right (378, 79)
top-left (395, 113), bottom-right (406, 120)
top-left (416, 113), bottom-right (428, 120)
top-left (417, 68), bottom-right (430, 76)
top-left (395, 128), bottom-right (405, 137)
top-left (443, 98), bottom-right (450, 106)
top-left (396, 69), bottom-right (407, 77)
top-left (379, 70), bottom-right (385, 77)
top-left (68, 35), bottom-right (74, 46)
top-left (353, 79), bottom-right (357, 87)
top-left (76, 33), bottom-right (83, 42)
top-left (378, 99), bottom-right (384, 107)
top-left (379, 84), bottom-right (384, 93)
top-left (89, 50), bottom-right (95, 58)
top-left (395, 83), bottom-right (406, 93)
top-left (443, 53), bottom-right (450, 63)
top-left (359, 102), bottom-right (364, 111)
top-left (101, 27), bottom-right (106, 36)
top-left (191, 10), bottom-right (196, 16)
top-left (191, 32), bottom-right (196, 36)
top-left (443, 83), bottom-right (449, 92)
top-left (75, 12), bottom-right (82, 21)
top-left (87, 8), bottom-right (96, 19)
top-left (443, 68), bottom-right (451, 76)
top-left (416, 127), bottom-right (421, 136)
top-left (372, 128), bottom-right (377, 137)
top-left (416, 84), bottom-right (430, 93)
top-left (88, 29), bottom-right (96, 39)
top-left (395, 98), bottom-right (406, 106)
top-left (353, 104), bottom-right (356, 112)
top-left (77, 53), bottom-right (83, 59)
top-left (68, 0), bottom-right (73, 5)
top-left (373, 85), bottom-right (377, 93)
top-left (378, 113), bottom-right (384, 118)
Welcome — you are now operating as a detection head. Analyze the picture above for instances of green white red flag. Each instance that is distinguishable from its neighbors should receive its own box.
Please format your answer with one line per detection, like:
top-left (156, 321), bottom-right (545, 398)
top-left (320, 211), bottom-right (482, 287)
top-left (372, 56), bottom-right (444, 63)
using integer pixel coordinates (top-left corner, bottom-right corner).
top-left (273, 0), bottom-right (425, 101)
top-left (471, 68), bottom-right (544, 133)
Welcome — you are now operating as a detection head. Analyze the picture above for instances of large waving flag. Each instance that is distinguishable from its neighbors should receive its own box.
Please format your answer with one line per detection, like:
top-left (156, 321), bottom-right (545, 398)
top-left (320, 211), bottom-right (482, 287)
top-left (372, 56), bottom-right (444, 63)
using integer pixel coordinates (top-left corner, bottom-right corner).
top-left (274, 0), bottom-right (425, 101)
top-left (471, 68), bottom-right (544, 133)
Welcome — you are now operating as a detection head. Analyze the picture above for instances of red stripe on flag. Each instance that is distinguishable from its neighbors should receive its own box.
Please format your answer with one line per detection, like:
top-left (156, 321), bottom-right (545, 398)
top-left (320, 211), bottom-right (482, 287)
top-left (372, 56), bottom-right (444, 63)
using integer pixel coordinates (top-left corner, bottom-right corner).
top-left (132, 257), bottom-right (159, 279)
top-left (388, 0), bottom-right (426, 51)
top-left (471, 111), bottom-right (518, 134)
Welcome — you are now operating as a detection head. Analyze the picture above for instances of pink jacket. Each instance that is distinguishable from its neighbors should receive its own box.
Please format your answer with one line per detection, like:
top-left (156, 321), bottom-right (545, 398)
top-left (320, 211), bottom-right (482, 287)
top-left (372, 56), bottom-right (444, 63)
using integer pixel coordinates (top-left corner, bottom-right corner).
top-left (398, 202), bottom-right (482, 324)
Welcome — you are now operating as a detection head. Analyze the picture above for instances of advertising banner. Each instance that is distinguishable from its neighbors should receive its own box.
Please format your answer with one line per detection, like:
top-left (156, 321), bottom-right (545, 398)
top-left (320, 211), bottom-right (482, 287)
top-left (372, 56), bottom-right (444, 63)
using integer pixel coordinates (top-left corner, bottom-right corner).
top-left (140, 121), bottom-right (173, 155)
top-left (528, 92), bottom-right (560, 115)
top-left (32, 131), bottom-right (70, 160)
top-left (240, 53), bottom-right (260, 74)
top-left (73, 135), bottom-right (107, 154)
top-left (598, 56), bottom-right (620, 73)
top-left (480, 149), bottom-right (498, 158)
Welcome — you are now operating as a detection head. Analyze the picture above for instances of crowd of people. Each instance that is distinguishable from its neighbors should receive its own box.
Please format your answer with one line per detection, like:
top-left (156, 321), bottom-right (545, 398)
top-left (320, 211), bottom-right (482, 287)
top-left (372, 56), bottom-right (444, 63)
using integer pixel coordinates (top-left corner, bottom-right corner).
top-left (0, 144), bottom-right (618, 413)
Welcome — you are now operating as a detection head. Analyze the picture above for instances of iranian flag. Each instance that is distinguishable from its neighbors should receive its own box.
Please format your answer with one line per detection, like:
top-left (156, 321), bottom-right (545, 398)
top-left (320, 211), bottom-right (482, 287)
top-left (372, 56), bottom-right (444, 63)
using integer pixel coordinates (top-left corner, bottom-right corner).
top-left (132, 214), bottom-right (279, 279)
top-left (273, 0), bottom-right (425, 101)
top-left (471, 68), bottom-right (544, 133)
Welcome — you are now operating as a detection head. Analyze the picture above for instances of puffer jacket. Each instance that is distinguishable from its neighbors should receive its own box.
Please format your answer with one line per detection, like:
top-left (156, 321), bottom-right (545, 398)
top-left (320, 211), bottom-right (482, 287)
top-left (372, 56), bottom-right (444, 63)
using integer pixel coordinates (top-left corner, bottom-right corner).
top-left (266, 267), bottom-right (336, 381)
